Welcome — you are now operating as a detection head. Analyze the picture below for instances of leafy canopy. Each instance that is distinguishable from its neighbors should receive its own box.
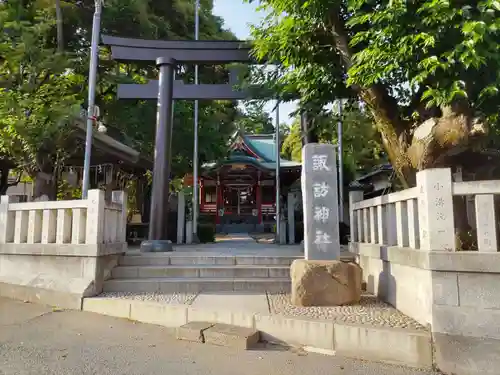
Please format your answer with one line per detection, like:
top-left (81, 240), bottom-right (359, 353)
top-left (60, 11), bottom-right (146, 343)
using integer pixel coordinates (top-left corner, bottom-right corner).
top-left (248, 0), bottom-right (500, 183)
top-left (0, 1), bottom-right (82, 176)
top-left (0, 0), bottom-right (243, 185)
top-left (250, 0), bottom-right (500, 120)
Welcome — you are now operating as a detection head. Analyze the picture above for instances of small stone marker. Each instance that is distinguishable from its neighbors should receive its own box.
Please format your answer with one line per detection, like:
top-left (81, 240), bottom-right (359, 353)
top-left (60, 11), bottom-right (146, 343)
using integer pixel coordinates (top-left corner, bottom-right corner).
top-left (176, 321), bottom-right (214, 343)
top-left (301, 143), bottom-right (341, 260)
top-left (204, 323), bottom-right (260, 349)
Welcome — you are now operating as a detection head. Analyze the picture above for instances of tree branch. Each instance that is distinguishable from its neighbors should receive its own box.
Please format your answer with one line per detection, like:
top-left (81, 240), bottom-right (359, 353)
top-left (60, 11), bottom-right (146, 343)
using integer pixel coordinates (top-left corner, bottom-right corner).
top-left (325, 6), bottom-right (407, 135)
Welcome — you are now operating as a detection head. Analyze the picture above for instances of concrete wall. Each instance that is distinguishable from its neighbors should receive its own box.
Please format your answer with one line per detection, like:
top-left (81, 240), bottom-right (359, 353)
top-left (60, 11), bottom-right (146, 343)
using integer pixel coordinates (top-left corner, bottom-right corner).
top-left (349, 168), bottom-right (500, 375)
top-left (0, 251), bottom-right (121, 309)
top-left (353, 243), bottom-right (500, 375)
top-left (0, 190), bottom-right (127, 309)
top-left (356, 247), bottom-right (432, 327)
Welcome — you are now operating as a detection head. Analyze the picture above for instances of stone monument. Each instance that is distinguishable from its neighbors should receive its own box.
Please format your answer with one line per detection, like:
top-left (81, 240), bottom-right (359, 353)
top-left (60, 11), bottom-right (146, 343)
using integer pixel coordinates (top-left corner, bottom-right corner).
top-left (301, 143), bottom-right (340, 260)
top-left (291, 143), bottom-right (361, 306)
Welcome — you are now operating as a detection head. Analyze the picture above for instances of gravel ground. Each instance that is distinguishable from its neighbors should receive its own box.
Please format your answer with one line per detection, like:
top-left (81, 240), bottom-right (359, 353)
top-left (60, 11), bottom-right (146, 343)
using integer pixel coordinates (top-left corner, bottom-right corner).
top-left (98, 292), bottom-right (198, 305)
top-left (96, 291), bottom-right (426, 331)
top-left (267, 292), bottom-right (427, 331)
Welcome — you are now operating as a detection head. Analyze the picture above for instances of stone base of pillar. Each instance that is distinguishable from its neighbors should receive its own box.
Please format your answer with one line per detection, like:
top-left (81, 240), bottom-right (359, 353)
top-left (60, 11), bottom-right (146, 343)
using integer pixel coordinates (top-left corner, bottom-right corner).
top-left (290, 259), bottom-right (362, 306)
top-left (140, 240), bottom-right (173, 252)
top-left (186, 221), bottom-right (193, 244)
top-left (279, 221), bottom-right (287, 244)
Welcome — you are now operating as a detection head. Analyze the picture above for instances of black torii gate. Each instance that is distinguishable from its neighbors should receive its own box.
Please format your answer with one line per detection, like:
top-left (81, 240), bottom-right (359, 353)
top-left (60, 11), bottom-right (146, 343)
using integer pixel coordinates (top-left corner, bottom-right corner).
top-left (102, 35), bottom-right (261, 251)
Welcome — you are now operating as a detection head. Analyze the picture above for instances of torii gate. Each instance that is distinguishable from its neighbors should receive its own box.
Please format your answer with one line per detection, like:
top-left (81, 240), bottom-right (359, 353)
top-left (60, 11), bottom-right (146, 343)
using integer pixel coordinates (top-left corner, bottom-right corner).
top-left (102, 35), bottom-right (262, 251)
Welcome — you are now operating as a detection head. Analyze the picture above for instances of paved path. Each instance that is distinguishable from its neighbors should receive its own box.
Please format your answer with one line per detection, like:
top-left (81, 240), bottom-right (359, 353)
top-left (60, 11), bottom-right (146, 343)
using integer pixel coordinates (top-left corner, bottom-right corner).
top-left (130, 232), bottom-right (307, 256)
top-left (0, 298), bottom-right (440, 375)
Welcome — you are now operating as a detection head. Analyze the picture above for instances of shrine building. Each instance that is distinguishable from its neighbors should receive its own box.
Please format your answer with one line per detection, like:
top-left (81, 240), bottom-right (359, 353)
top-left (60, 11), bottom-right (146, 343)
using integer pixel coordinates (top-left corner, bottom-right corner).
top-left (199, 131), bottom-right (301, 233)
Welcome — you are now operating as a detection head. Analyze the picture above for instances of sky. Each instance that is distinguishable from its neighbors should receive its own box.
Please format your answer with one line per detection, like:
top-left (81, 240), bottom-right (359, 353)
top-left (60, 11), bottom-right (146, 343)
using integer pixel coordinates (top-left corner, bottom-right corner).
top-left (212, 0), bottom-right (297, 125)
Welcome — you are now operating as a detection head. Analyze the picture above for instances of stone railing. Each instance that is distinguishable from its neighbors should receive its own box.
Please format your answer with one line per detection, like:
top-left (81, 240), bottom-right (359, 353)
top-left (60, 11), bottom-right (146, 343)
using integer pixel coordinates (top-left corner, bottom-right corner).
top-left (349, 168), bottom-right (500, 375)
top-left (349, 187), bottom-right (420, 250)
top-left (0, 190), bottom-right (126, 247)
top-left (0, 189), bottom-right (127, 309)
top-left (350, 168), bottom-right (500, 252)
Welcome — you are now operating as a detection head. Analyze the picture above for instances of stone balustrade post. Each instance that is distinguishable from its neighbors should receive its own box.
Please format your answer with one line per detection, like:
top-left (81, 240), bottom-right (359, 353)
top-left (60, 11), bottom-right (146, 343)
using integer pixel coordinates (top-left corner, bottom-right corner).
top-left (349, 190), bottom-right (364, 243)
top-left (177, 191), bottom-right (186, 244)
top-left (112, 190), bottom-right (128, 243)
top-left (287, 192), bottom-right (295, 244)
top-left (0, 195), bottom-right (13, 244)
top-left (416, 168), bottom-right (456, 251)
top-left (185, 220), bottom-right (193, 244)
top-left (86, 189), bottom-right (105, 245)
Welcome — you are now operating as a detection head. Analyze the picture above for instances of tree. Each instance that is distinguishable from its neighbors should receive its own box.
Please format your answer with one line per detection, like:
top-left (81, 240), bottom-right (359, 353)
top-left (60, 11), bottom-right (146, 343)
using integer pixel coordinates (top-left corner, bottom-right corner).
top-left (281, 103), bottom-right (385, 180)
top-left (0, 0), bottom-right (241, 199)
top-left (235, 101), bottom-right (275, 134)
top-left (54, 0), bottom-right (64, 52)
top-left (248, 0), bottom-right (500, 188)
top-left (0, 1), bottom-right (82, 199)
top-left (68, 0), bottom-right (241, 178)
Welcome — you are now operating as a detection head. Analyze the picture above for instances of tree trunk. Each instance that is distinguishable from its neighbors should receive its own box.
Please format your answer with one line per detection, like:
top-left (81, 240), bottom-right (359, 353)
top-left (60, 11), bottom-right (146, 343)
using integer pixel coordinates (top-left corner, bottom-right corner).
top-left (327, 6), bottom-right (487, 188)
top-left (33, 172), bottom-right (57, 201)
top-left (326, 6), bottom-right (487, 250)
top-left (0, 168), bottom-right (10, 196)
top-left (55, 0), bottom-right (64, 53)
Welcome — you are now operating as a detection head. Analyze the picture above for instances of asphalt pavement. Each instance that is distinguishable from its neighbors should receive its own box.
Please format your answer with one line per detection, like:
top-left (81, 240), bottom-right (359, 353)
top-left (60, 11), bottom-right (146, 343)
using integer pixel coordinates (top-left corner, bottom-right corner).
top-left (0, 297), bottom-right (441, 375)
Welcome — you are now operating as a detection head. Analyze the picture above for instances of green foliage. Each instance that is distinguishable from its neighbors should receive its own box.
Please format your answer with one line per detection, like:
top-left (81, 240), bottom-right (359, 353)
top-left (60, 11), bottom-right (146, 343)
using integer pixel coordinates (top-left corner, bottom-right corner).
top-left (0, 1), bottom-right (83, 177)
top-left (247, 0), bottom-right (500, 178)
top-left (235, 101), bottom-right (275, 134)
top-left (197, 224), bottom-right (215, 243)
top-left (345, 0), bottom-right (500, 118)
top-left (0, 0), bottom-right (241, 191)
top-left (249, 0), bottom-right (500, 119)
top-left (281, 103), bottom-right (385, 179)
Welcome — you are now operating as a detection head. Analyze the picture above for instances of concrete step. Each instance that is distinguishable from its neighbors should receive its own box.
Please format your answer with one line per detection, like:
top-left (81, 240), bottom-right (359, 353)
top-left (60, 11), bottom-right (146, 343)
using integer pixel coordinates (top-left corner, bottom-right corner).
top-left (119, 254), bottom-right (300, 267)
top-left (102, 277), bottom-right (291, 293)
top-left (112, 265), bottom-right (290, 279)
top-left (177, 322), bottom-right (260, 349)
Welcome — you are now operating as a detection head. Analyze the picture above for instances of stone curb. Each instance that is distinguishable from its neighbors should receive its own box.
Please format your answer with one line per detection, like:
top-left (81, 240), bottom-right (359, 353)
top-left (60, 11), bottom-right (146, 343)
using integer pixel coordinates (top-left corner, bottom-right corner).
top-left (82, 297), bottom-right (433, 368)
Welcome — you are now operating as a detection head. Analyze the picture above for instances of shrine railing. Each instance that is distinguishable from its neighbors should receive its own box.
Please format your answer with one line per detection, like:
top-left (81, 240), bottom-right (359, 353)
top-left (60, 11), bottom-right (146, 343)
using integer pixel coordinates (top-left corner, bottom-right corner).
top-left (0, 189), bottom-right (127, 246)
top-left (350, 168), bottom-right (500, 252)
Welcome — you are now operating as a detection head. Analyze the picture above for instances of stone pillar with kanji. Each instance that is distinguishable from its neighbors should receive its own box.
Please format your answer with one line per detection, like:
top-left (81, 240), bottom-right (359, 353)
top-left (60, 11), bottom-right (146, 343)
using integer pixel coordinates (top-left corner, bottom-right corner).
top-left (291, 143), bottom-right (362, 307)
top-left (301, 143), bottom-right (341, 260)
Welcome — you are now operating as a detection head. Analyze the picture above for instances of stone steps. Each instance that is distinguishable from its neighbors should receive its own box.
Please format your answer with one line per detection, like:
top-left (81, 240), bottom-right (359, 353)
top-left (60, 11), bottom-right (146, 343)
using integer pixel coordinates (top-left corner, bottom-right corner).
top-left (105, 253), bottom-right (300, 293)
top-left (102, 277), bottom-right (290, 293)
top-left (119, 254), bottom-right (300, 267)
top-left (112, 265), bottom-right (290, 279)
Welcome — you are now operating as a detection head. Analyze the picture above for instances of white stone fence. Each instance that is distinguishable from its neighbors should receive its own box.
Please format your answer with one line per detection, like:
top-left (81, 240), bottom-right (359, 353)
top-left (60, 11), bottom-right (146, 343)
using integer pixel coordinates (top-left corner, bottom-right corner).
top-left (349, 168), bottom-right (500, 375)
top-left (349, 168), bottom-right (500, 252)
top-left (0, 189), bottom-right (127, 246)
top-left (0, 189), bottom-right (127, 309)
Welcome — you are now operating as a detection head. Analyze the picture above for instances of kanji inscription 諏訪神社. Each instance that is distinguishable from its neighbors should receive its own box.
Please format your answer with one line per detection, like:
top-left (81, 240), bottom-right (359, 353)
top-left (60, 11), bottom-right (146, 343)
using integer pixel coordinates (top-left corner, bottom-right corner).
top-left (301, 143), bottom-right (340, 260)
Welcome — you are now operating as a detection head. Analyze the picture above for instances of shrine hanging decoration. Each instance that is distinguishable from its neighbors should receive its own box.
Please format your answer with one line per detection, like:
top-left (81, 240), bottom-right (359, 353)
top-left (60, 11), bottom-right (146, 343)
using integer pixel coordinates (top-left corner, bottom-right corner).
top-left (60, 163), bottom-right (135, 190)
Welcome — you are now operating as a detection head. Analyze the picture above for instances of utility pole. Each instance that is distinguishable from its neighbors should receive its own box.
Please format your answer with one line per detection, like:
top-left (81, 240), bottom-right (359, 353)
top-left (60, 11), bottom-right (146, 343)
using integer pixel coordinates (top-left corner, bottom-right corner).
top-left (337, 100), bottom-right (344, 223)
top-left (192, 0), bottom-right (200, 238)
top-left (275, 100), bottom-right (281, 243)
top-left (82, 0), bottom-right (104, 199)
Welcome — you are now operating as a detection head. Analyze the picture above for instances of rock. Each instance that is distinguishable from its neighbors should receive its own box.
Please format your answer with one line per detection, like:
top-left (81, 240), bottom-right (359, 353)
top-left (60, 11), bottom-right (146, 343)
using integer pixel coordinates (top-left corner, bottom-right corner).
top-left (290, 259), bottom-right (362, 306)
top-left (203, 323), bottom-right (260, 349)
